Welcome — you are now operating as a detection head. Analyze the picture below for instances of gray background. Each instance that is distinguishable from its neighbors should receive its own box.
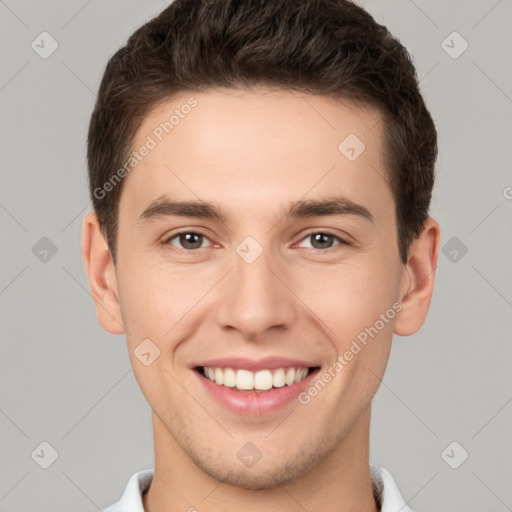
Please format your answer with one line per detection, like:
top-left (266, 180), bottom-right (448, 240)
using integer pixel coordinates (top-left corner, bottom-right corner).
top-left (1, 0), bottom-right (511, 510)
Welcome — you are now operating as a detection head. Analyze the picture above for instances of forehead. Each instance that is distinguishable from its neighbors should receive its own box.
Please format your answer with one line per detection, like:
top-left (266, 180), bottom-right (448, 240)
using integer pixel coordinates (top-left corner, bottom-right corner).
top-left (120, 87), bottom-right (392, 222)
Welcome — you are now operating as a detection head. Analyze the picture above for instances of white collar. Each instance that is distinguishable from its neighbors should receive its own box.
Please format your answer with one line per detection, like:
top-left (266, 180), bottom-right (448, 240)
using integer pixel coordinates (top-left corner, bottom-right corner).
top-left (102, 465), bottom-right (412, 511)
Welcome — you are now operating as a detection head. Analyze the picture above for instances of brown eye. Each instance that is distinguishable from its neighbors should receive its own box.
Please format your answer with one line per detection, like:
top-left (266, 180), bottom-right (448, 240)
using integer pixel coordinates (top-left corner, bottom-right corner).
top-left (310, 233), bottom-right (336, 249)
top-left (165, 231), bottom-right (211, 250)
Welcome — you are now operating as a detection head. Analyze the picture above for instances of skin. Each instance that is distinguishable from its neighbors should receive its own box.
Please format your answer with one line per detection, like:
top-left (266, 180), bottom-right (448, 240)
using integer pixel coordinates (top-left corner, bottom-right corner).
top-left (82, 86), bottom-right (440, 512)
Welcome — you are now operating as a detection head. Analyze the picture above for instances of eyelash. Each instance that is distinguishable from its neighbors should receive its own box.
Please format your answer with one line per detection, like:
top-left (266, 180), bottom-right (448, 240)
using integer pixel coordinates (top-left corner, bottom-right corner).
top-left (162, 230), bottom-right (350, 254)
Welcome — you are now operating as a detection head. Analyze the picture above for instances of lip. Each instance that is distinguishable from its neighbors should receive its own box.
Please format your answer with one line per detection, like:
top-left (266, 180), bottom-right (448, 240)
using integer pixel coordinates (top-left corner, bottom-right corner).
top-left (192, 362), bottom-right (321, 416)
top-left (191, 356), bottom-right (319, 372)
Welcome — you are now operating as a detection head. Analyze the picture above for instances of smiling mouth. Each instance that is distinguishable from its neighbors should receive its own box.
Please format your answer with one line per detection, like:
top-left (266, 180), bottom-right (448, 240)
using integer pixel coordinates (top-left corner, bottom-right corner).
top-left (195, 366), bottom-right (321, 392)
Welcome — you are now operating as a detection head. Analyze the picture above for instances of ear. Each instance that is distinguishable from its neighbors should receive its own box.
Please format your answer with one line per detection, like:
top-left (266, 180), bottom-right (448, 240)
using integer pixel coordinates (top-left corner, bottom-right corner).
top-left (394, 217), bottom-right (441, 336)
top-left (81, 210), bottom-right (125, 335)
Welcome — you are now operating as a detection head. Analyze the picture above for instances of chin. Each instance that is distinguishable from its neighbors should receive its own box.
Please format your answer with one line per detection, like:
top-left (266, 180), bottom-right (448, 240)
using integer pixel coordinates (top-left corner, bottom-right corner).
top-left (186, 438), bottom-right (332, 490)
top-left (198, 463), bottom-right (301, 490)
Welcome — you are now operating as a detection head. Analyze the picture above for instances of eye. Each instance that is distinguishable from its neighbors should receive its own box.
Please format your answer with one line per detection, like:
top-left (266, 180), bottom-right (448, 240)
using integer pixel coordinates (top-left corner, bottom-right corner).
top-left (296, 231), bottom-right (349, 251)
top-left (164, 231), bottom-right (213, 251)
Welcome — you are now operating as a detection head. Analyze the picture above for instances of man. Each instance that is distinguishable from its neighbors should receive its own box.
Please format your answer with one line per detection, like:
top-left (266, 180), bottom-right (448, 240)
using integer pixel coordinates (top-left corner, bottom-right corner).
top-left (82, 0), bottom-right (440, 510)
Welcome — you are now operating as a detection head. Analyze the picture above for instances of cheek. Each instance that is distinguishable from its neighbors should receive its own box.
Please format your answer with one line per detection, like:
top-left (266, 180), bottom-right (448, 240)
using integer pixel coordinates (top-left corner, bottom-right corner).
top-left (116, 257), bottom-right (220, 362)
top-left (297, 257), bottom-right (400, 342)
top-left (296, 261), bottom-right (399, 416)
top-left (117, 260), bottom-right (195, 406)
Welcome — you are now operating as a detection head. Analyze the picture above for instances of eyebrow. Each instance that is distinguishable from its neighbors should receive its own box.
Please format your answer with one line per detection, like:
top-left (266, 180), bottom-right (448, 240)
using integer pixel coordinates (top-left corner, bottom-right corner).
top-left (137, 194), bottom-right (374, 225)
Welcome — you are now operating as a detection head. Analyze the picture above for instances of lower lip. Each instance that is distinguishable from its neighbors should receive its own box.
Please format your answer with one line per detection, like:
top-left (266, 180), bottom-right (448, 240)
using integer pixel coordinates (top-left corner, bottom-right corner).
top-left (194, 368), bottom-right (319, 416)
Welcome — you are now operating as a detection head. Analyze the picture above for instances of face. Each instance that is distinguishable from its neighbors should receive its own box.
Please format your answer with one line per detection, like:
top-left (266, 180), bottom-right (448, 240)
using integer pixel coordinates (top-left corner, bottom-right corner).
top-left (104, 87), bottom-right (411, 488)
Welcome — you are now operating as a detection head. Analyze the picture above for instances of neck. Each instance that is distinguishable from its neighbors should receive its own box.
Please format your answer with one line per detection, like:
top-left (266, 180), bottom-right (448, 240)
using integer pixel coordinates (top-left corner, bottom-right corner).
top-left (143, 406), bottom-right (378, 512)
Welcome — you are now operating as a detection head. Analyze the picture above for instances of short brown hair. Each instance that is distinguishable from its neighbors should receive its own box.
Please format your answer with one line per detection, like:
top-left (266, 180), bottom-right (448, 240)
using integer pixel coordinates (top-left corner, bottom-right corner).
top-left (87, 0), bottom-right (437, 264)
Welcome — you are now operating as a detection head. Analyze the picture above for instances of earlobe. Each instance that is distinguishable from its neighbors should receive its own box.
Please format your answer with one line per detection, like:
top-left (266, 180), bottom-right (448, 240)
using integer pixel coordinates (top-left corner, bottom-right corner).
top-left (394, 218), bottom-right (441, 336)
top-left (81, 211), bottom-right (125, 335)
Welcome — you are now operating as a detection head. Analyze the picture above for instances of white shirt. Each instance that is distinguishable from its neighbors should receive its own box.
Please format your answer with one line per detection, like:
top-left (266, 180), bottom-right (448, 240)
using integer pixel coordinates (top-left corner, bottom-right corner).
top-left (102, 465), bottom-right (413, 511)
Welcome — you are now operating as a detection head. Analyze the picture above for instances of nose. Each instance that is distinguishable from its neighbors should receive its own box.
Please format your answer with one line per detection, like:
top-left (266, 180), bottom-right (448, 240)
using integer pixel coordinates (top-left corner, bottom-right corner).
top-left (215, 243), bottom-right (298, 339)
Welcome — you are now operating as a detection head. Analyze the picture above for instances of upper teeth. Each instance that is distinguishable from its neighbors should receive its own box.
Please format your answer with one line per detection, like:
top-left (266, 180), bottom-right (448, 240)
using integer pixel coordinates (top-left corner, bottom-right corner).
top-left (202, 367), bottom-right (310, 391)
